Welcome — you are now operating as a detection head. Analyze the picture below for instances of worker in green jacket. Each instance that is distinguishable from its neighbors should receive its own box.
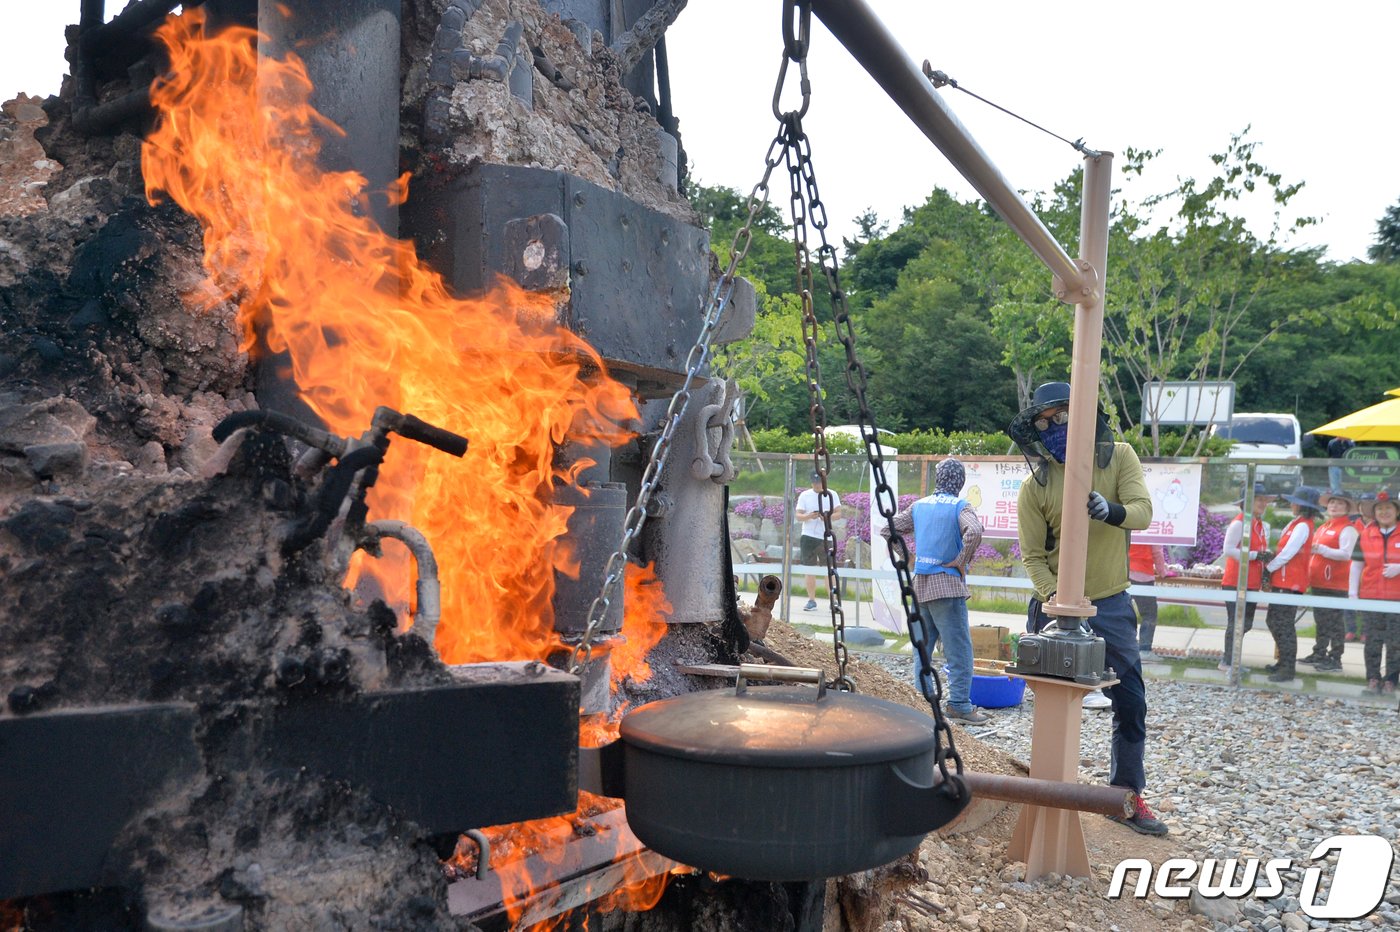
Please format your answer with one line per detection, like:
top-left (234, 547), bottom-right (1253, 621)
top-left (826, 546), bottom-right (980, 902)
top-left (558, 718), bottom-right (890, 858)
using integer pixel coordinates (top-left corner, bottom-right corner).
top-left (1010, 381), bottom-right (1166, 837)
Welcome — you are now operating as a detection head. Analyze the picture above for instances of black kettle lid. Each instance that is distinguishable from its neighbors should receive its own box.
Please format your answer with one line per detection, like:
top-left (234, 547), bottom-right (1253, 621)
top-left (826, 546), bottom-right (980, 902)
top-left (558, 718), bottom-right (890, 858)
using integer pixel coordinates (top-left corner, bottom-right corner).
top-left (619, 685), bottom-right (937, 769)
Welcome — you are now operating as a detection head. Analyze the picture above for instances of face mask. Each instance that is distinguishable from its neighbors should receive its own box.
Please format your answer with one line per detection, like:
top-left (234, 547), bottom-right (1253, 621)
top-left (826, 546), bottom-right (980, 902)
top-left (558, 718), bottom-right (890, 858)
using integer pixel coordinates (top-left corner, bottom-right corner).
top-left (1040, 421), bottom-right (1069, 463)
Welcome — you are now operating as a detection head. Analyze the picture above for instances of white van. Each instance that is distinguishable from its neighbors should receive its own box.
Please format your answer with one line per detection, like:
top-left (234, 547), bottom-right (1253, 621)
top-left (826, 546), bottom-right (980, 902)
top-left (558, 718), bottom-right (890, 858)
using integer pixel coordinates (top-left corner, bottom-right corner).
top-left (1208, 413), bottom-right (1303, 490)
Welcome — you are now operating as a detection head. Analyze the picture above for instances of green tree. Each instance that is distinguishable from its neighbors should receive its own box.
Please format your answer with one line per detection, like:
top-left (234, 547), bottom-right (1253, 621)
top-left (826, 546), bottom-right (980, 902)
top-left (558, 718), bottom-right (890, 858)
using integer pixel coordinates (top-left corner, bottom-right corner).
top-left (1369, 197), bottom-right (1400, 263)
top-left (1101, 131), bottom-right (1335, 454)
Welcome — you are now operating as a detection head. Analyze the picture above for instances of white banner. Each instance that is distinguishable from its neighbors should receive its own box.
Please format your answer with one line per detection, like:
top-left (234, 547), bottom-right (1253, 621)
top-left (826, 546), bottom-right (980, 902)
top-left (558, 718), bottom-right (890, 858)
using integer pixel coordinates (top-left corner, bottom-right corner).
top-left (960, 459), bottom-right (1202, 546)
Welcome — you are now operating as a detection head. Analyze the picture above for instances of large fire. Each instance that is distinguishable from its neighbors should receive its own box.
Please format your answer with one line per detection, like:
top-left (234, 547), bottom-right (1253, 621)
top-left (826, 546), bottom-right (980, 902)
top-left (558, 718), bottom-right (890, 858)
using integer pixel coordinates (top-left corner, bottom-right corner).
top-left (142, 8), bottom-right (678, 925)
top-left (142, 8), bottom-right (637, 664)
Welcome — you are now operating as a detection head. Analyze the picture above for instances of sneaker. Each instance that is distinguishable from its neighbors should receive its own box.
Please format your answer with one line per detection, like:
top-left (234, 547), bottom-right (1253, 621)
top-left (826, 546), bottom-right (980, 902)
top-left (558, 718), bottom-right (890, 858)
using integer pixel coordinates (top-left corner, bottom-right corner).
top-left (1108, 794), bottom-right (1170, 837)
top-left (1314, 659), bottom-right (1343, 673)
top-left (1345, 632), bottom-right (1358, 642)
top-left (1366, 679), bottom-right (1382, 695)
top-left (1267, 669), bottom-right (1296, 682)
top-left (1217, 662), bottom-right (1232, 673)
top-left (802, 599), bottom-right (817, 611)
top-left (1263, 662), bottom-right (1279, 674)
top-left (945, 707), bottom-right (991, 725)
top-left (1384, 682), bottom-right (1397, 696)
top-left (1082, 690), bottom-right (1112, 710)
top-left (1297, 654), bottom-right (1321, 666)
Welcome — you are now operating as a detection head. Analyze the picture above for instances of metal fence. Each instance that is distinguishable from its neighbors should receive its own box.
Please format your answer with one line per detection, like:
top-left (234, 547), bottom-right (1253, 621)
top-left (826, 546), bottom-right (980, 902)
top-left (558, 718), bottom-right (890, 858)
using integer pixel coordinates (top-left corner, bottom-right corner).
top-left (726, 452), bottom-right (1400, 687)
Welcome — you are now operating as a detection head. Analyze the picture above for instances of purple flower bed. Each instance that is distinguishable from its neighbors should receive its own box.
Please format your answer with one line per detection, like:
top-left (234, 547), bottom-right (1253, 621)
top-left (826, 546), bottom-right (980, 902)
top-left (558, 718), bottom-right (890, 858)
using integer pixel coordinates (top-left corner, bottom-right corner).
top-left (732, 497), bottom-right (764, 518)
top-left (729, 529), bottom-right (757, 541)
top-left (762, 500), bottom-right (787, 523)
top-left (1185, 507), bottom-right (1231, 566)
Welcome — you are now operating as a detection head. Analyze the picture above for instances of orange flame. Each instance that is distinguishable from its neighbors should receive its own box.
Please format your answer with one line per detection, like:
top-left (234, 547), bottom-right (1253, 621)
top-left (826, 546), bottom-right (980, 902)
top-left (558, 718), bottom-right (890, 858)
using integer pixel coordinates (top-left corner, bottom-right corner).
top-left (141, 9), bottom-right (637, 663)
top-left (454, 562), bottom-right (677, 927)
top-left (143, 10), bottom-right (686, 926)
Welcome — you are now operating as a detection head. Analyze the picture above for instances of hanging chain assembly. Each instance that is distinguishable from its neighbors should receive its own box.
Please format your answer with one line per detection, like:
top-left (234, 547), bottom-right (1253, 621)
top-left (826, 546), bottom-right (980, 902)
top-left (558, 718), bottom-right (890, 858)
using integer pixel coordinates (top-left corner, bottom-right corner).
top-left (778, 18), bottom-right (849, 692)
top-left (776, 0), bottom-right (964, 787)
top-left (567, 137), bottom-right (790, 677)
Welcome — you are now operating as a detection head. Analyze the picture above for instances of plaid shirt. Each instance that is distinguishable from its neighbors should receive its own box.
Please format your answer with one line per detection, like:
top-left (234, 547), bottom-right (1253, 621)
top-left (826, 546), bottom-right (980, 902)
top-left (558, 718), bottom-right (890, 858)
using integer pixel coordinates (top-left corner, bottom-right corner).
top-left (880, 501), bottom-right (983, 602)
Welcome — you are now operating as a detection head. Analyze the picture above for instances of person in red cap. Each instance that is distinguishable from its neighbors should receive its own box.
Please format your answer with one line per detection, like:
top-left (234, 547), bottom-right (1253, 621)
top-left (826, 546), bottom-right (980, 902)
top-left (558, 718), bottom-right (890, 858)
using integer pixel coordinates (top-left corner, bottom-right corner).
top-left (1305, 490), bottom-right (1360, 672)
top-left (1350, 489), bottom-right (1400, 695)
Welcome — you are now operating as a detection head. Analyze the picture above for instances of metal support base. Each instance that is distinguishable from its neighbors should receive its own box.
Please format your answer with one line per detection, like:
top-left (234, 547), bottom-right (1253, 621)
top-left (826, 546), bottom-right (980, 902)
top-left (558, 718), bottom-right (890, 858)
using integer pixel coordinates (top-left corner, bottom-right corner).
top-left (1005, 674), bottom-right (1119, 880)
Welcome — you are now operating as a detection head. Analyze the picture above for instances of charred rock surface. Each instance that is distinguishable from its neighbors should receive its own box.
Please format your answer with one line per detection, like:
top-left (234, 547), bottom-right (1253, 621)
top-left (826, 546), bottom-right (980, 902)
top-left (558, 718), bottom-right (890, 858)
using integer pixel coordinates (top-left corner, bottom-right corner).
top-left (400, 0), bottom-right (694, 224)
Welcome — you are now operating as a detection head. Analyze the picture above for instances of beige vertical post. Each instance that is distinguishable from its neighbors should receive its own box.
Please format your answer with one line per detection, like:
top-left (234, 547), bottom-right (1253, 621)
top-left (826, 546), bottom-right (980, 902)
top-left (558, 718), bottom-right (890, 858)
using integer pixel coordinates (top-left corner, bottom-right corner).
top-left (1006, 673), bottom-right (1116, 878)
top-left (1010, 154), bottom-right (1116, 880)
top-left (1045, 152), bottom-right (1114, 622)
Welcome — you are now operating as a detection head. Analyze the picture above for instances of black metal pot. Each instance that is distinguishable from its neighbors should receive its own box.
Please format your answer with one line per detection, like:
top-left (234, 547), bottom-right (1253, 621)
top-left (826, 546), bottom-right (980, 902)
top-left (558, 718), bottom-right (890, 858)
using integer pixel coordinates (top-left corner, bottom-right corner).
top-left (580, 665), bottom-right (969, 881)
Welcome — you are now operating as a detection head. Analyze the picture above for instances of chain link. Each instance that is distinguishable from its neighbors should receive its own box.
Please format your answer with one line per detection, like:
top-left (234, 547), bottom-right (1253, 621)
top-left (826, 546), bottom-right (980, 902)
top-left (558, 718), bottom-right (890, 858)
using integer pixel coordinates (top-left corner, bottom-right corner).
top-left (784, 115), bottom-right (852, 691)
top-left (781, 98), bottom-right (965, 791)
top-left (568, 133), bottom-right (789, 676)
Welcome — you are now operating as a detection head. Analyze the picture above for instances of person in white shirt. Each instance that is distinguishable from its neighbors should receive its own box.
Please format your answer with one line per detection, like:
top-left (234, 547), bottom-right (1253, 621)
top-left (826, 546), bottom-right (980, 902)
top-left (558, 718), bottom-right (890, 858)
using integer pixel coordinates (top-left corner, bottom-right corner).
top-left (795, 472), bottom-right (841, 611)
top-left (1219, 485), bottom-right (1273, 671)
top-left (1259, 486), bottom-right (1322, 682)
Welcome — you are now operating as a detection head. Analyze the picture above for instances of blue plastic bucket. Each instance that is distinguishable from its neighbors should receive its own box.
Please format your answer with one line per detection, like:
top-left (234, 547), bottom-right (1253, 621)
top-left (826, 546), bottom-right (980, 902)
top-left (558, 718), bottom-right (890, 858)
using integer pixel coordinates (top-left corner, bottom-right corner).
top-left (969, 674), bottom-right (1025, 708)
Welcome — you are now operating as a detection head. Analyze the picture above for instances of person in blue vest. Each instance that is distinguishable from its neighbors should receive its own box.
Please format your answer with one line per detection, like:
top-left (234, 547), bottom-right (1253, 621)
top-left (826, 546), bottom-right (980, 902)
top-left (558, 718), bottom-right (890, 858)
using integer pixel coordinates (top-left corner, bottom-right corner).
top-left (881, 458), bottom-right (989, 725)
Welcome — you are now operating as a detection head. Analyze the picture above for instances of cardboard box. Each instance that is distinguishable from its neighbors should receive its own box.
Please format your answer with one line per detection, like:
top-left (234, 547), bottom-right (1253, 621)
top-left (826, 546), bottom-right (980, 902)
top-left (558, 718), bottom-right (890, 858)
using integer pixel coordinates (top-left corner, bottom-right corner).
top-left (970, 625), bottom-right (1011, 662)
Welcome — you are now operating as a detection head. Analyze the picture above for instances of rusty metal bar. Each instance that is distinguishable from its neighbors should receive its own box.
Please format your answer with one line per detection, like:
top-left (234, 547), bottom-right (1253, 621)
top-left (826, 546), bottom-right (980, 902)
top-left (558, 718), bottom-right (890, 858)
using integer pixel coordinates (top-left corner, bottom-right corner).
top-left (959, 771), bottom-right (1133, 818)
top-left (808, 0), bottom-right (1088, 294)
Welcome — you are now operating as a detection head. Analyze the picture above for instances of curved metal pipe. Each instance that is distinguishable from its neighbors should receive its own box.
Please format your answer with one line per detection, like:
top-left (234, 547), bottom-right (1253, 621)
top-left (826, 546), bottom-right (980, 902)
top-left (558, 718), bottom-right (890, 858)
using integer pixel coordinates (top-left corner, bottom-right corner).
top-left (364, 520), bottom-right (441, 646)
top-left (743, 574), bottom-right (783, 641)
top-left (463, 829), bottom-right (491, 880)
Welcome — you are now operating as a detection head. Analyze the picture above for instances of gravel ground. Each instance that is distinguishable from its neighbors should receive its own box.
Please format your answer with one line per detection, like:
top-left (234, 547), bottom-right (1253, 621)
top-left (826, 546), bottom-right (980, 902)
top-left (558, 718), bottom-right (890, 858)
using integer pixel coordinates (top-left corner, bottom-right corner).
top-left (858, 650), bottom-right (1400, 931)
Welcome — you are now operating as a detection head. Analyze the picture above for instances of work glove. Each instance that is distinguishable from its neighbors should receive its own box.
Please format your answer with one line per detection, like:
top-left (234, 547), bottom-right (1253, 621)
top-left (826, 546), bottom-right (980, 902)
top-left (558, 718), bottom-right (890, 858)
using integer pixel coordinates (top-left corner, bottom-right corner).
top-left (1086, 491), bottom-right (1126, 526)
top-left (1384, 564), bottom-right (1400, 579)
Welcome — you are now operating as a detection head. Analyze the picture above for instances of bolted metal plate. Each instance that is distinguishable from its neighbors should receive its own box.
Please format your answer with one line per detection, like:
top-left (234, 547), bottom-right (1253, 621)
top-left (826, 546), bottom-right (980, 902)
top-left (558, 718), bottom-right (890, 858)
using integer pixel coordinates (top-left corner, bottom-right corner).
top-left (404, 164), bottom-right (713, 385)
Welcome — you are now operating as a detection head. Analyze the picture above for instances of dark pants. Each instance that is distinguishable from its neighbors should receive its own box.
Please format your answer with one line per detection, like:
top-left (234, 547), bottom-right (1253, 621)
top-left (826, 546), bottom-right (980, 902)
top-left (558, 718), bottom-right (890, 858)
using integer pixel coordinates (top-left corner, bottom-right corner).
top-left (1361, 610), bottom-right (1400, 683)
top-left (1310, 589), bottom-right (1348, 662)
top-left (1265, 602), bottom-right (1298, 672)
top-left (1222, 598), bottom-right (1257, 665)
top-left (1132, 595), bottom-right (1158, 651)
top-left (1028, 591), bottom-right (1147, 794)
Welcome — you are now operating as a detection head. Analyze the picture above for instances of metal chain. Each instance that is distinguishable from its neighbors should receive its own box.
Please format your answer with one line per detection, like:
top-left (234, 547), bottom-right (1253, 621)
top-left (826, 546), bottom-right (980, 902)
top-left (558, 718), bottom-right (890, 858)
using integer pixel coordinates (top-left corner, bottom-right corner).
top-left (568, 132), bottom-right (789, 676)
top-left (782, 100), bottom-right (965, 787)
top-left (784, 115), bottom-right (852, 692)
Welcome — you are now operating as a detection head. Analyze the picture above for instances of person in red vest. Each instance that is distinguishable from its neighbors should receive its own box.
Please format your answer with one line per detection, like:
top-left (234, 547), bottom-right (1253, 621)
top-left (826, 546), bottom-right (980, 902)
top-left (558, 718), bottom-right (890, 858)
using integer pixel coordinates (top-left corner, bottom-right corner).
top-left (1304, 490), bottom-right (1359, 672)
top-left (1128, 540), bottom-right (1168, 659)
top-left (1219, 484), bottom-right (1274, 672)
top-left (1260, 486), bottom-right (1321, 682)
top-left (1350, 489), bottom-right (1400, 696)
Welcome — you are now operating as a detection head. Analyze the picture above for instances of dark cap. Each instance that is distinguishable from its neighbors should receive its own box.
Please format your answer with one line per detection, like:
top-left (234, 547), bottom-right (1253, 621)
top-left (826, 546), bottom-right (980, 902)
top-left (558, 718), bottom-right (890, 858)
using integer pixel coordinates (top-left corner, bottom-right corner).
top-left (1030, 381), bottom-right (1071, 413)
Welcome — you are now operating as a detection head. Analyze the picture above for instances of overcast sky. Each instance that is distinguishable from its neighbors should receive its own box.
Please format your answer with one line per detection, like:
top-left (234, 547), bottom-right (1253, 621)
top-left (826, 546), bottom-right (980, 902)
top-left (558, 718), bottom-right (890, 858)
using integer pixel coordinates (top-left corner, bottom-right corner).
top-left (5, 1), bottom-right (1398, 265)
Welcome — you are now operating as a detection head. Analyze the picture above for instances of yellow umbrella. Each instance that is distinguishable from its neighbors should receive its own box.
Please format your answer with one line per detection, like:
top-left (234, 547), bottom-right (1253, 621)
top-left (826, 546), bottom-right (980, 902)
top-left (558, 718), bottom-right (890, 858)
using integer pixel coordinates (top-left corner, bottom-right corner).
top-left (1313, 397), bottom-right (1400, 442)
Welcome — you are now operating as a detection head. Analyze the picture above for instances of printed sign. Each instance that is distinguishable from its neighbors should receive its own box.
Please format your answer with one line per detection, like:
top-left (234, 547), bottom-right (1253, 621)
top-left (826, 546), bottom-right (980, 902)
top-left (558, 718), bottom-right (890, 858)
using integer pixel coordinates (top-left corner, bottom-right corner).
top-left (960, 459), bottom-right (1202, 546)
